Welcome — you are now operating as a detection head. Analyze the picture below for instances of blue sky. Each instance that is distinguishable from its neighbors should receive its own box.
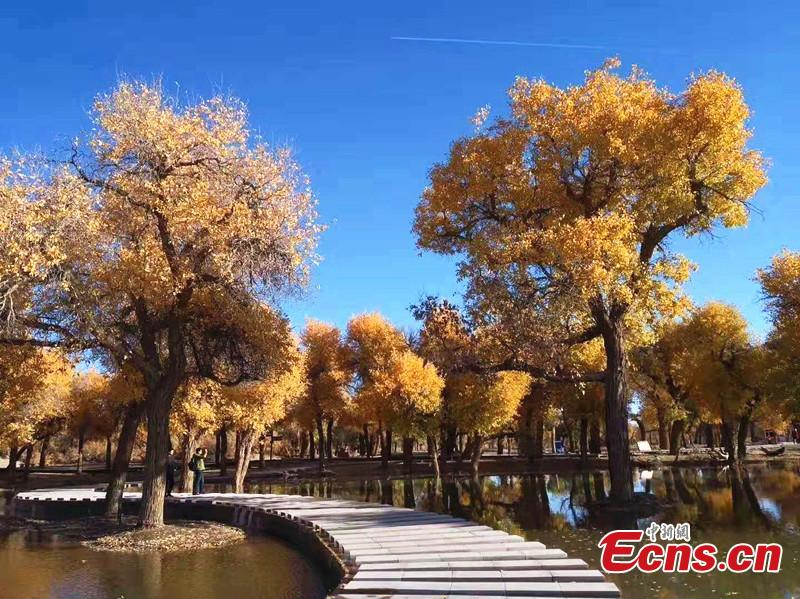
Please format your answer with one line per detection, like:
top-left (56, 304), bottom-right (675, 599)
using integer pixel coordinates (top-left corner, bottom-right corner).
top-left (2, 1), bottom-right (798, 338)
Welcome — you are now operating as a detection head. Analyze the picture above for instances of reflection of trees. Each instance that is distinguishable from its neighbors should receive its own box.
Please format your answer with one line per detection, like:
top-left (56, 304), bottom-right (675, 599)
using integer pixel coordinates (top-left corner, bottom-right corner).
top-left (731, 466), bottom-right (773, 529)
top-left (517, 475), bottom-right (553, 530)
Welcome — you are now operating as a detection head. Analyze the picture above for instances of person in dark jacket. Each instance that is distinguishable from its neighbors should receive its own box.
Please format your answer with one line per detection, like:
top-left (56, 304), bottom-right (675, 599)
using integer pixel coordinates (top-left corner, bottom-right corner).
top-left (190, 448), bottom-right (207, 495)
top-left (165, 449), bottom-right (177, 497)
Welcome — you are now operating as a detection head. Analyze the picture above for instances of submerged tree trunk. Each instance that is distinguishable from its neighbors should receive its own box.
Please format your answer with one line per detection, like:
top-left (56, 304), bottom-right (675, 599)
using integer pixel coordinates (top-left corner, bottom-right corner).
top-left (597, 309), bottom-right (633, 503)
top-left (39, 436), bottom-right (50, 468)
top-left (105, 402), bottom-right (144, 519)
top-left (233, 429), bottom-right (256, 493)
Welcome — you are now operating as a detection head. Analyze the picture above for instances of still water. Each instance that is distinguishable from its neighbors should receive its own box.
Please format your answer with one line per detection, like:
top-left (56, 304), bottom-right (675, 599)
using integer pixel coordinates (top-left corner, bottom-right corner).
top-left (0, 493), bottom-right (325, 599)
top-left (219, 464), bottom-right (800, 599)
top-left (2, 464), bottom-right (799, 598)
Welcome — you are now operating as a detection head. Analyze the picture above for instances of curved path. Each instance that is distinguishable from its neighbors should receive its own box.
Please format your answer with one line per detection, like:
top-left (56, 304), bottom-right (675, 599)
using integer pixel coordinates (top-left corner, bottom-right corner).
top-left (12, 488), bottom-right (620, 599)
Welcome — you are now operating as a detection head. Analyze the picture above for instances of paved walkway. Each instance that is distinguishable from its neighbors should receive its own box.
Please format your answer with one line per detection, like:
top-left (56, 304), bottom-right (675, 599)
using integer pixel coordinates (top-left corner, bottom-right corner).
top-left (13, 488), bottom-right (620, 598)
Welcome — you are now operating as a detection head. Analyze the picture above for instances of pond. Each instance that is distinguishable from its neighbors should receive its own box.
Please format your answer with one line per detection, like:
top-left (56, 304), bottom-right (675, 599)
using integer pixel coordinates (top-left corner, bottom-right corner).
top-left (2, 464), bottom-right (799, 598)
top-left (213, 463), bottom-right (800, 599)
top-left (0, 494), bottom-right (326, 599)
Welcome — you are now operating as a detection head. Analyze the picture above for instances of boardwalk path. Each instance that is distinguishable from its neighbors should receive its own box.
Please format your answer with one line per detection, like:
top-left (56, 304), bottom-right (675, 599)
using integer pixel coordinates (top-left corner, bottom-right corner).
top-left (12, 488), bottom-right (620, 599)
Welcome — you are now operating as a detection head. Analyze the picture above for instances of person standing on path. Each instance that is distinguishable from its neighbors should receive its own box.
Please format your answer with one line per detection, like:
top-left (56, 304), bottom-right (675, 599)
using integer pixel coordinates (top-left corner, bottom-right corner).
top-left (190, 448), bottom-right (207, 495)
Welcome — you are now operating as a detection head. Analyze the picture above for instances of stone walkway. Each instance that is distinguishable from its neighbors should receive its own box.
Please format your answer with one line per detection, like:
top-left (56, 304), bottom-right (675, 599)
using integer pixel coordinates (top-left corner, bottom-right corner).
top-left (13, 487), bottom-right (620, 598)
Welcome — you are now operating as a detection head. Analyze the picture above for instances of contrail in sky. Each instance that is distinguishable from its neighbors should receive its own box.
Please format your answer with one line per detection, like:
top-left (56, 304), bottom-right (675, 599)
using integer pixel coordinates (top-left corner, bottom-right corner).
top-left (391, 36), bottom-right (605, 50)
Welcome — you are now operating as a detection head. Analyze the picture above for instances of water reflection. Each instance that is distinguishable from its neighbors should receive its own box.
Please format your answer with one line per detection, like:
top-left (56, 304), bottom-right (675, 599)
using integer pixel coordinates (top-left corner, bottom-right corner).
top-left (224, 464), bottom-right (800, 598)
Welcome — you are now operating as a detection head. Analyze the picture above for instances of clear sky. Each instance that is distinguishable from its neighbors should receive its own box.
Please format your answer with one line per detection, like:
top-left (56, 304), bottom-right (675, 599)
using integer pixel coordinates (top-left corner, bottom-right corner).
top-left (2, 1), bottom-right (798, 338)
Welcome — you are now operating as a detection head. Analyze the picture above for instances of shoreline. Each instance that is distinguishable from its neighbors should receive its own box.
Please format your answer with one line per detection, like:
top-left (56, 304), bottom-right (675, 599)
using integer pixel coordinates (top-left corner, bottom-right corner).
top-left (2, 444), bottom-right (797, 492)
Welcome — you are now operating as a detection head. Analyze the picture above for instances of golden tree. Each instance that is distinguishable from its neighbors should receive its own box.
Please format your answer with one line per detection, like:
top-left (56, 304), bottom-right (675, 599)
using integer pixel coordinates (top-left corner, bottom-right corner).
top-left (171, 377), bottom-right (220, 492)
top-left (759, 251), bottom-right (800, 413)
top-left (346, 312), bottom-right (408, 464)
top-left (223, 355), bottom-right (305, 492)
top-left (0, 347), bottom-right (73, 471)
top-left (67, 370), bottom-right (110, 473)
top-left (0, 81), bottom-right (322, 526)
top-left (414, 60), bottom-right (766, 502)
top-left (448, 371), bottom-right (530, 475)
top-left (300, 320), bottom-right (351, 472)
top-left (358, 349), bottom-right (444, 473)
top-left (677, 303), bottom-right (764, 461)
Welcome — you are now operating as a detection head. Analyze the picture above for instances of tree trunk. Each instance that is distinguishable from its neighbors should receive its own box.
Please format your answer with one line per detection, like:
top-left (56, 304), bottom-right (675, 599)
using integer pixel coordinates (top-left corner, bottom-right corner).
top-left (656, 408), bottom-right (669, 450)
top-left (361, 424), bottom-right (370, 457)
top-left (6, 445), bottom-right (19, 473)
top-left (738, 406), bottom-right (754, 460)
top-left (105, 402), bottom-right (144, 519)
top-left (597, 310), bottom-right (633, 504)
top-left (533, 417), bottom-right (544, 458)
top-left (316, 416), bottom-right (325, 474)
top-left (429, 435), bottom-right (441, 480)
top-left (589, 418), bottom-right (601, 454)
top-left (402, 436), bottom-right (414, 473)
top-left (139, 386), bottom-right (175, 529)
top-left (633, 417), bottom-right (646, 441)
top-left (470, 434), bottom-right (483, 477)
top-left (23, 444), bottom-right (33, 473)
top-left (299, 430), bottom-right (309, 458)
top-left (497, 435), bottom-right (504, 455)
top-left (180, 431), bottom-right (197, 494)
top-left (704, 422), bottom-right (715, 448)
top-left (579, 417), bottom-right (588, 462)
top-left (259, 437), bottom-right (266, 468)
top-left (720, 417), bottom-right (737, 465)
top-left (234, 430), bottom-right (242, 468)
top-left (39, 436), bottom-right (50, 468)
top-left (669, 418), bottom-right (685, 456)
top-left (308, 427), bottom-right (316, 460)
top-left (76, 430), bottom-right (86, 474)
top-left (443, 425), bottom-right (457, 461)
top-left (215, 431), bottom-right (221, 466)
top-left (233, 429), bottom-right (256, 493)
top-left (381, 428), bottom-right (392, 468)
top-left (105, 436), bottom-right (113, 471)
top-left (326, 419), bottom-right (334, 459)
top-left (219, 427), bottom-right (229, 476)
